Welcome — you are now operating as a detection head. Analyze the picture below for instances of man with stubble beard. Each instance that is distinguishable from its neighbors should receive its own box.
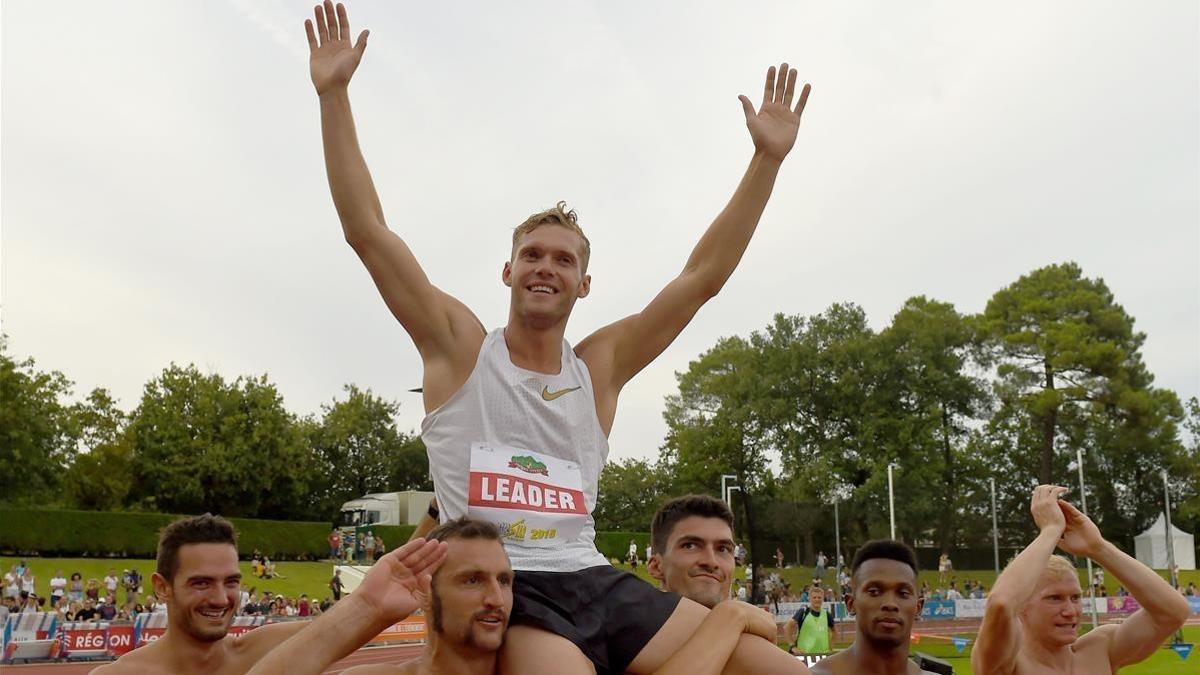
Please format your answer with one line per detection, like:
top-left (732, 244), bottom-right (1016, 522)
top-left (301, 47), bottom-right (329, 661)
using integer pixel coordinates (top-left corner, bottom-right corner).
top-left (811, 540), bottom-right (938, 675)
top-left (94, 515), bottom-right (310, 675)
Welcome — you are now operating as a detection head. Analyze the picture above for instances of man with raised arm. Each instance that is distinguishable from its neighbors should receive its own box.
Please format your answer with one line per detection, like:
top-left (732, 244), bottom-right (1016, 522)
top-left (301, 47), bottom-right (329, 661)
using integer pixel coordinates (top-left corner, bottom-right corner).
top-left (972, 485), bottom-right (1191, 674)
top-left (304, 2), bottom-right (811, 673)
top-left (92, 515), bottom-right (313, 675)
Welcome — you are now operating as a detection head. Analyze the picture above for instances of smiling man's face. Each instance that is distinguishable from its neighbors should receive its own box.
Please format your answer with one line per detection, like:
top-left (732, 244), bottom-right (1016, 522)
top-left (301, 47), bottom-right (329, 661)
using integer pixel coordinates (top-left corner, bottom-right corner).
top-left (155, 543), bottom-right (241, 643)
top-left (648, 516), bottom-right (735, 608)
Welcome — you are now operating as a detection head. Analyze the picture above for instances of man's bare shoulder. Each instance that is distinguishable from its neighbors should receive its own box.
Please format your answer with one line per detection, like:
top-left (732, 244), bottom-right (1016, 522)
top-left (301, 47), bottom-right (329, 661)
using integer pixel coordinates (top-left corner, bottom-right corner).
top-left (90, 643), bottom-right (159, 674)
top-left (809, 650), bottom-right (847, 674)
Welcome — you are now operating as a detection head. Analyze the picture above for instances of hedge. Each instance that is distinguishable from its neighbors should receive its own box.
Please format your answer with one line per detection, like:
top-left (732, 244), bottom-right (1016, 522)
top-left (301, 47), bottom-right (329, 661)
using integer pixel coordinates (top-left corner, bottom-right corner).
top-left (0, 508), bottom-right (335, 560)
top-left (0, 508), bottom-right (635, 561)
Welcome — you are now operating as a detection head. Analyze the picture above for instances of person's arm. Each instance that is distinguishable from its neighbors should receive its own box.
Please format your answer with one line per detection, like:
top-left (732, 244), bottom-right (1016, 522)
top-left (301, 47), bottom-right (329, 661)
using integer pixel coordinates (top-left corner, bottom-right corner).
top-left (972, 485), bottom-right (1068, 675)
top-left (247, 538), bottom-right (447, 675)
top-left (305, 2), bottom-right (480, 358)
top-left (1056, 500), bottom-right (1190, 667)
top-left (826, 611), bottom-right (834, 651)
top-left (577, 64), bottom-right (811, 391)
top-left (653, 601), bottom-right (779, 675)
top-left (407, 498), bottom-right (439, 543)
top-left (783, 617), bottom-right (799, 653)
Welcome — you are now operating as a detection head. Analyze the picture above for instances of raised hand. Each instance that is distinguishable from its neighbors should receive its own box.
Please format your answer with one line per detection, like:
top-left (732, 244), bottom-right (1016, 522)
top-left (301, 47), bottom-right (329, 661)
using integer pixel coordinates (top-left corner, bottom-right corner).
top-left (1030, 485), bottom-right (1068, 534)
top-left (738, 63), bottom-right (811, 162)
top-left (354, 537), bottom-right (448, 623)
top-left (305, 1), bottom-right (369, 95)
top-left (1057, 499), bottom-right (1104, 558)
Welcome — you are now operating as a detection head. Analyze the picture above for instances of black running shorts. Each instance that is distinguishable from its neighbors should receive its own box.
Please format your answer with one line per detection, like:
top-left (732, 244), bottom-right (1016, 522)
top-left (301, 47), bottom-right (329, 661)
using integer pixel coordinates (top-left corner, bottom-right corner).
top-left (511, 564), bottom-right (682, 674)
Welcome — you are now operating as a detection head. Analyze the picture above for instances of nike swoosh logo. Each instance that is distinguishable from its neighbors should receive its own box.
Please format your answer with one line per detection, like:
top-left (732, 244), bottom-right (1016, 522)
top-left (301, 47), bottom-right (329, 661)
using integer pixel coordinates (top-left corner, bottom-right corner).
top-left (541, 385), bottom-right (581, 401)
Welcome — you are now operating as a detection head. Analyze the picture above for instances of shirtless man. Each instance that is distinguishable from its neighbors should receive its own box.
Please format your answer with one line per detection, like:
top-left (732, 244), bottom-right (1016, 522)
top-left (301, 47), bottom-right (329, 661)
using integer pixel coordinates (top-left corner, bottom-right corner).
top-left (93, 514), bottom-right (310, 675)
top-left (251, 517), bottom-right (775, 675)
top-left (304, 1), bottom-right (811, 673)
top-left (810, 540), bottom-right (937, 675)
top-left (647, 495), bottom-right (737, 609)
top-left (972, 485), bottom-right (1191, 674)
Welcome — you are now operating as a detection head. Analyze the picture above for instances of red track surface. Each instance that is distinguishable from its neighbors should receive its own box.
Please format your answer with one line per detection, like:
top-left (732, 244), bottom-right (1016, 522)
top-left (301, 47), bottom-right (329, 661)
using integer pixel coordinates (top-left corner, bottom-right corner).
top-left (0, 642), bottom-right (423, 674)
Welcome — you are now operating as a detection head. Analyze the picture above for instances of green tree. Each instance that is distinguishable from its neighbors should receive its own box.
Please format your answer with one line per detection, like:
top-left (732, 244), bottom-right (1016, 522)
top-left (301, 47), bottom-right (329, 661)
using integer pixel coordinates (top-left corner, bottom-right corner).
top-left (978, 262), bottom-right (1145, 485)
top-left (594, 457), bottom-right (671, 532)
top-left (0, 337), bottom-right (76, 504)
top-left (63, 388), bottom-right (133, 510)
top-left (308, 385), bottom-right (422, 519)
top-left (126, 365), bottom-right (310, 518)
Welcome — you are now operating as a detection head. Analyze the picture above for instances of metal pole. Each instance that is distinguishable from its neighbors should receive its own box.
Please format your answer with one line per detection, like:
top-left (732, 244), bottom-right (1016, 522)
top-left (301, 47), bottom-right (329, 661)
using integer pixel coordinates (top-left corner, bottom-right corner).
top-left (990, 477), bottom-right (1000, 576)
top-left (1162, 470), bottom-right (1185, 644)
top-left (721, 474), bottom-right (738, 505)
top-left (1076, 448), bottom-right (1099, 630)
top-left (1163, 471), bottom-right (1177, 587)
top-left (834, 497), bottom-right (842, 578)
top-left (888, 464), bottom-right (896, 540)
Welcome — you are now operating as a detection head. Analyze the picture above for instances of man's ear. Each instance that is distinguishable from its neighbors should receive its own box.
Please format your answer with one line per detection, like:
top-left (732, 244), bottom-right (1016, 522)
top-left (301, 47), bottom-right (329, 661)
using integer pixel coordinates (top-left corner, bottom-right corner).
top-left (647, 555), bottom-right (664, 586)
top-left (502, 261), bottom-right (513, 287)
top-left (577, 274), bottom-right (590, 299)
top-left (151, 573), bottom-right (171, 602)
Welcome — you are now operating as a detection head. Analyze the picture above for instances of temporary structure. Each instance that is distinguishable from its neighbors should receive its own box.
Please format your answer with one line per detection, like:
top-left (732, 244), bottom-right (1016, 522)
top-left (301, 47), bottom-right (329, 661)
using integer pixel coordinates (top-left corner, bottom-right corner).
top-left (1133, 514), bottom-right (1196, 570)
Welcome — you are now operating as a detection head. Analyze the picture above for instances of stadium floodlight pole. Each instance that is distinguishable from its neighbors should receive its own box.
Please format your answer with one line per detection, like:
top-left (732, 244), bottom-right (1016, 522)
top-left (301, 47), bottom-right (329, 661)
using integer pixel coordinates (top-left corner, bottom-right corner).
top-left (1076, 447), bottom-right (1099, 630)
top-left (833, 496), bottom-right (842, 577)
top-left (1162, 470), bottom-right (1177, 588)
top-left (1162, 469), bottom-right (1186, 645)
top-left (990, 477), bottom-right (1000, 576)
top-left (887, 463), bottom-right (897, 541)
top-left (721, 474), bottom-right (738, 505)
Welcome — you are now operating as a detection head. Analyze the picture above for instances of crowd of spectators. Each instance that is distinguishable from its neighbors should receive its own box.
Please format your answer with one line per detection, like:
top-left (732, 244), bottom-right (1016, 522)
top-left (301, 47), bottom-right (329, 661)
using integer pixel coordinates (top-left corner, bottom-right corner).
top-left (3, 562), bottom-right (158, 624)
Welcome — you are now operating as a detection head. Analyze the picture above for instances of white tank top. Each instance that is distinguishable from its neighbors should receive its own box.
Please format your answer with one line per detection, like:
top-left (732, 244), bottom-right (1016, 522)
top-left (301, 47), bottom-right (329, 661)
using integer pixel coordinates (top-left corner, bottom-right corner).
top-left (421, 328), bottom-right (610, 572)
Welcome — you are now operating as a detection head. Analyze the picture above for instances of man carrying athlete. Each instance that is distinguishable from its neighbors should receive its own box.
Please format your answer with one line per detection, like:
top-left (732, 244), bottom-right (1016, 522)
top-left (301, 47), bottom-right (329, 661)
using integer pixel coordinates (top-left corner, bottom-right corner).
top-left (93, 514), bottom-right (311, 675)
top-left (304, 1), bottom-right (811, 672)
top-left (972, 485), bottom-right (1191, 674)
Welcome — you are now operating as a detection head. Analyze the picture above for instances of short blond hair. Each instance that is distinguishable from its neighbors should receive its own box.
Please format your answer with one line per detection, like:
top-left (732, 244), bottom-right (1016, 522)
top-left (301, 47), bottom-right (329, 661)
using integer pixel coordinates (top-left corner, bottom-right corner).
top-left (512, 201), bottom-right (591, 272)
top-left (1041, 555), bottom-right (1080, 584)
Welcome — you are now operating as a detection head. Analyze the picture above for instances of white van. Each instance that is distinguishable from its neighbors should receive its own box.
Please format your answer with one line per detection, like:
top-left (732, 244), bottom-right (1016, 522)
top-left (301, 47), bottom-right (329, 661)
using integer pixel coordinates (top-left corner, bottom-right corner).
top-left (338, 490), bottom-right (435, 528)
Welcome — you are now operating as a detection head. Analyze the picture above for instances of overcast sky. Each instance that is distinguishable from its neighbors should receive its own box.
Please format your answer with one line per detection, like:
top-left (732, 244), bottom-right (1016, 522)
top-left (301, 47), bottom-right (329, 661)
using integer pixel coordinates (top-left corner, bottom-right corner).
top-left (3, 1), bottom-right (1197, 464)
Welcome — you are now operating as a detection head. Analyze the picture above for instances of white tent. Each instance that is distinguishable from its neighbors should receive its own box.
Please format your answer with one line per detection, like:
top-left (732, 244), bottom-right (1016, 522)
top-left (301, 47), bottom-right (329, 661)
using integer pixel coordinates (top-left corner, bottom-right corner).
top-left (1133, 514), bottom-right (1195, 570)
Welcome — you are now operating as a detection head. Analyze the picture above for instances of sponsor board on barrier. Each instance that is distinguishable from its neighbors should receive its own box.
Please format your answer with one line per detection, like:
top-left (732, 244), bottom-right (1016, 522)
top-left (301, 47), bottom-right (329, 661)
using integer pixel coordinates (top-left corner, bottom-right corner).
top-left (1187, 597), bottom-right (1200, 614)
top-left (372, 613), bottom-right (428, 644)
top-left (920, 600), bottom-right (956, 620)
top-left (954, 598), bottom-right (987, 618)
top-left (1108, 596), bottom-right (1141, 614)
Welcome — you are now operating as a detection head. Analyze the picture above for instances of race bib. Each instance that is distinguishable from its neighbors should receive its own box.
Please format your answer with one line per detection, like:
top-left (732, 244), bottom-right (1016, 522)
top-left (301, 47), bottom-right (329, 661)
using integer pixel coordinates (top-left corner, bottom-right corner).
top-left (468, 443), bottom-right (588, 547)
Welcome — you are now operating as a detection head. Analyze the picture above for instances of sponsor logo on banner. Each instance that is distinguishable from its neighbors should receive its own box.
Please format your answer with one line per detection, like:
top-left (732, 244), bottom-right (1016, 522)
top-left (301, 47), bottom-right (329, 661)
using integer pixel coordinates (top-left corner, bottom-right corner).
top-left (1108, 596), bottom-right (1141, 614)
top-left (954, 598), bottom-right (987, 618)
top-left (106, 624), bottom-right (135, 655)
top-left (920, 600), bottom-right (956, 619)
top-left (1082, 596), bottom-right (1107, 614)
top-left (371, 613), bottom-right (427, 645)
top-left (1187, 597), bottom-right (1200, 614)
top-left (468, 444), bottom-right (588, 547)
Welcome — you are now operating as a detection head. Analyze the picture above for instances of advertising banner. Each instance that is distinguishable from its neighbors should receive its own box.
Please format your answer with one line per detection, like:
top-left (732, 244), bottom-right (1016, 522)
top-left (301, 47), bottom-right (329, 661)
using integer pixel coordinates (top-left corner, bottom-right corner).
top-left (954, 598), bottom-right (987, 618)
top-left (920, 600), bottom-right (956, 620)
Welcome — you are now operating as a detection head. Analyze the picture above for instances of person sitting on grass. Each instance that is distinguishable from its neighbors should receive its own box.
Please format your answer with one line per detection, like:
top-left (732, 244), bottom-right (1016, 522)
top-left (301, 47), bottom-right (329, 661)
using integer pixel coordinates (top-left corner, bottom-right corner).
top-left (971, 485), bottom-right (1191, 675)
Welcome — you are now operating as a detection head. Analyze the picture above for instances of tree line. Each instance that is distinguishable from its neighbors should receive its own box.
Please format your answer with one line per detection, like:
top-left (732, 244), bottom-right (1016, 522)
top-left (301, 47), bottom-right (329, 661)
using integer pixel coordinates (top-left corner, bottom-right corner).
top-left (1, 351), bottom-right (430, 522)
top-left (3, 262), bottom-right (1197, 563)
top-left (593, 262), bottom-right (1200, 565)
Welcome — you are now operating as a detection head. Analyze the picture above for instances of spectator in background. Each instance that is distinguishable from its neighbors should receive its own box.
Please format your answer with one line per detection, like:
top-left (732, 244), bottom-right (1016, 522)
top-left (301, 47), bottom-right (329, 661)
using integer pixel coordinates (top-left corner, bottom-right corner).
top-left (4, 566), bottom-right (18, 600)
top-left (0, 596), bottom-right (12, 626)
top-left (328, 528), bottom-right (342, 561)
top-left (813, 550), bottom-right (828, 582)
top-left (785, 585), bottom-right (834, 656)
top-left (938, 552), bottom-right (953, 585)
top-left (374, 533), bottom-right (386, 560)
top-left (329, 570), bottom-right (344, 602)
top-left (122, 569), bottom-right (141, 604)
top-left (15, 560), bottom-right (28, 578)
top-left (105, 569), bottom-right (120, 599)
top-left (971, 583), bottom-right (986, 599)
top-left (734, 541), bottom-right (746, 566)
top-left (1186, 582), bottom-right (1197, 597)
top-left (86, 578), bottom-right (101, 602)
top-left (946, 582), bottom-right (962, 601)
top-left (298, 594), bottom-right (311, 617)
top-left (49, 570), bottom-right (67, 605)
top-left (76, 598), bottom-right (98, 621)
top-left (99, 596), bottom-right (118, 621)
top-left (775, 547), bottom-right (785, 569)
top-left (68, 572), bottom-right (84, 602)
top-left (627, 538), bottom-right (639, 570)
top-left (20, 570), bottom-right (36, 598)
top-left (363, 530), bottom-right (376, 563)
